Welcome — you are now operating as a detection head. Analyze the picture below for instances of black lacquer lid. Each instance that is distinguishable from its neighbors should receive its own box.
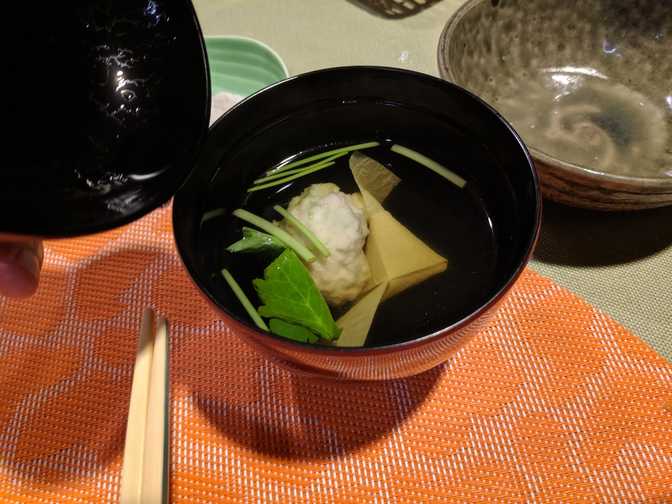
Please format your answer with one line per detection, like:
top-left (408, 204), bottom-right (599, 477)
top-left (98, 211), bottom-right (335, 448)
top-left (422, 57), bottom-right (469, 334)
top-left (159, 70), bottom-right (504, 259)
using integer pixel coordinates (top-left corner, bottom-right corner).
top-left (2, 0), bottom-right (210, 237)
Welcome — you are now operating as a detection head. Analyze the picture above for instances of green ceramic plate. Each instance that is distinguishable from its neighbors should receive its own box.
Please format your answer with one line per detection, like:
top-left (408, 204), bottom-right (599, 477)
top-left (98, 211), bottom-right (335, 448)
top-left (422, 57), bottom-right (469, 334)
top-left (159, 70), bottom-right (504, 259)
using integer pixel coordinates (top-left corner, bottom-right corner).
top-left (205, 36), bottom-right (289, 98)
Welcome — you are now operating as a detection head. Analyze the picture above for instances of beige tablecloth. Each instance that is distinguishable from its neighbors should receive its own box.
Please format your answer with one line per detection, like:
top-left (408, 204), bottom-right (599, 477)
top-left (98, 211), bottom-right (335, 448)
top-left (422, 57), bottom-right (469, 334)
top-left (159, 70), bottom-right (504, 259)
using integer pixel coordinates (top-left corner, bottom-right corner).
top-left (193, 0), bottom-right (672, 361)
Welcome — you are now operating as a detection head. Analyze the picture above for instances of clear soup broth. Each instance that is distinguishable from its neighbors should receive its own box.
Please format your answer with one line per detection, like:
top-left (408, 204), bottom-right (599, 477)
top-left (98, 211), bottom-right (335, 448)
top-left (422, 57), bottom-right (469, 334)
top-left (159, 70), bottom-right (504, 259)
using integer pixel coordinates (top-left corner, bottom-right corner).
top-left (200, 132), bottom-right (504, 347)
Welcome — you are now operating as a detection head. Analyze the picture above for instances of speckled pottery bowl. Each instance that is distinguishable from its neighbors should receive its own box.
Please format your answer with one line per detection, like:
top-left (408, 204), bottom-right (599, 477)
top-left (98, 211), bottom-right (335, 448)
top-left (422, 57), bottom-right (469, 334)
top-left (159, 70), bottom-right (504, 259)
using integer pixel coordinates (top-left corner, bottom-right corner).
top-left (438, 0), bottom-right (672, 210)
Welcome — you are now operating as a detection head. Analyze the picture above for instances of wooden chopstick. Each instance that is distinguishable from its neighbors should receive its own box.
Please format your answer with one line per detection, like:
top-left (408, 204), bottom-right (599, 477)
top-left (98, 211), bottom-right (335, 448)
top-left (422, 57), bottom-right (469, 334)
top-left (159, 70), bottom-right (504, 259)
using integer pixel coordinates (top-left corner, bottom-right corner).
top-left (120, 309), bottom-right (154, 503)
top-left (120, 309), bottom-right (170, 504)
top-left (142, 315), bottom-right (169, 503)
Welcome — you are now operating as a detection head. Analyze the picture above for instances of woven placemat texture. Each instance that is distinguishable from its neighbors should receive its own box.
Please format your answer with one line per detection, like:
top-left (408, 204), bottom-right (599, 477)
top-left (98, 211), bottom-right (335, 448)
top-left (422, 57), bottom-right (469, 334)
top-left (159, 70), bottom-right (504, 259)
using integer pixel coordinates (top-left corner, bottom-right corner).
top-left (0, 206), bottom-right (670, 503)
top-left (531, 201), bottom-right (672, 363)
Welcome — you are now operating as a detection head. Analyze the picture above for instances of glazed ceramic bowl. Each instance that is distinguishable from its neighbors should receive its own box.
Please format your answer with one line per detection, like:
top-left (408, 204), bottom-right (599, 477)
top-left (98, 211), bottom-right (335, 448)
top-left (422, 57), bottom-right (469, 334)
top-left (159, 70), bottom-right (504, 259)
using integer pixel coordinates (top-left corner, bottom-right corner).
top-left (172, 66), bottom-right (541, 381)
top-left (205, 36), bottom-right (289, 126)
top-left (205, 36), bottom-right (289, 97)
top-left (438, 0), bottom-right (672, 210)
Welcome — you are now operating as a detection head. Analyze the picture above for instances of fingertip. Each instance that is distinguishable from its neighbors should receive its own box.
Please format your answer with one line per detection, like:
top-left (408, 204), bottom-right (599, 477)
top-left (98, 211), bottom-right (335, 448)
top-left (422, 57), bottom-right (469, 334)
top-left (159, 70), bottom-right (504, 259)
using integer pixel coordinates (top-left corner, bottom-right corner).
top-left (0, 245), bottom-right (41, 298)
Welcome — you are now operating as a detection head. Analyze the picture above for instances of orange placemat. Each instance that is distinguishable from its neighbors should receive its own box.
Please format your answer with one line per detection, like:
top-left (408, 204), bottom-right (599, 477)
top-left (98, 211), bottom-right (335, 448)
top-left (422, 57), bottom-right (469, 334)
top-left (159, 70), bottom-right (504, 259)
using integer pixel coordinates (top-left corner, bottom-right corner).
top-left (0, 206), bottom-right (671, 503)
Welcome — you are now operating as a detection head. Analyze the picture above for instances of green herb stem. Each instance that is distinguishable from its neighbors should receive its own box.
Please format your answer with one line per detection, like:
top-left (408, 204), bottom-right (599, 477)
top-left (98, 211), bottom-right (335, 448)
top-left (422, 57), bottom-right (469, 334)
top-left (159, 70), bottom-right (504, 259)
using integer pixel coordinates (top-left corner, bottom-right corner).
top-left (232, 209), bottom-right (316, 262)
top-left (265, 141), bottom-right (380, 176)
top-left (226, 226), bottom-right (285, 254)
top-left (390, 144), bottom-right (467, 189)
top-left (221, 268), bottom-right (269, 331)
top-left (253, 156), bottom-right (338, 185)
top-left (273, 205), bottom-right (330, 258)
top-left (247, 161), bottom-right (335, 193)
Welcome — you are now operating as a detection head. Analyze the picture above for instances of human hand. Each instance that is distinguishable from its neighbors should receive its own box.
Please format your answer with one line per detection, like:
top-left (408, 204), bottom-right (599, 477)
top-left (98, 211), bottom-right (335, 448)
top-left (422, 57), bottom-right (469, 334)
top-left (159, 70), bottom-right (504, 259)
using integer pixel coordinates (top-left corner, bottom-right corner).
top-left (0, 237), bottom-right (43, 298)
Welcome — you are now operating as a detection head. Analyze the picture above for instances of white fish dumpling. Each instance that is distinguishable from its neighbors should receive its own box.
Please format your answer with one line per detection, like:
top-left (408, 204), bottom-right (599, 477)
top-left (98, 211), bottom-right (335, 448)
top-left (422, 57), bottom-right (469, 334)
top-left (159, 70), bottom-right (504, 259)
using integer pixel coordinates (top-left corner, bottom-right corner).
top-left (283, 183), bottom-right (371, 306)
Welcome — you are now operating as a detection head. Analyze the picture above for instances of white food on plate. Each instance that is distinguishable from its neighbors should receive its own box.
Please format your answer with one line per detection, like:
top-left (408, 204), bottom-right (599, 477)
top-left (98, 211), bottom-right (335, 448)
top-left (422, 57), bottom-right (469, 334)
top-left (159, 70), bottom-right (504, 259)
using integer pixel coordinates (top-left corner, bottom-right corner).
top-left (209, 91), bottom-right (243, 126)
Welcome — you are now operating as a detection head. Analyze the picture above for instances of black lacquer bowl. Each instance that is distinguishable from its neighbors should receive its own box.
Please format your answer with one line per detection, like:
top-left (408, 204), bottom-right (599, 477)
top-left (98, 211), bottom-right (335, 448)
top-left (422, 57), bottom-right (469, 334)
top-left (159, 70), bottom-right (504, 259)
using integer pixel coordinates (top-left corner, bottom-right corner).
top-left (3, 0), bottom-right (210, 237)
top-left (172, 66), bottom-right (542, 380)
